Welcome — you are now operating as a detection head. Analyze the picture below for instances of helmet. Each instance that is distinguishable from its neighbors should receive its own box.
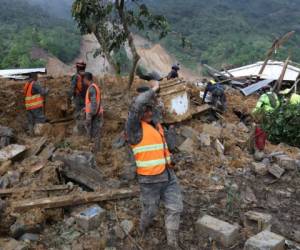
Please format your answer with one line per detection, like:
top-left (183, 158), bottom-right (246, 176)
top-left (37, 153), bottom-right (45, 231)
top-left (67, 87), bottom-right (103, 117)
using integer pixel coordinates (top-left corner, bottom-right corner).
top-left (76, 60), bottom-right (86, 70)
top-left (209, 79), bottom-right (216, 84)
top-left (136, 85), bottom-right (150, 93)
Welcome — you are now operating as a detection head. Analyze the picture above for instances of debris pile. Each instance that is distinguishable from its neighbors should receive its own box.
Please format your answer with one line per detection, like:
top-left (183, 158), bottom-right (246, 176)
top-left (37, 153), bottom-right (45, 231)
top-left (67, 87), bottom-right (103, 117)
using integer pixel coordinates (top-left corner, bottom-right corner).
top-left (0, 76), bottom-right (299, 249)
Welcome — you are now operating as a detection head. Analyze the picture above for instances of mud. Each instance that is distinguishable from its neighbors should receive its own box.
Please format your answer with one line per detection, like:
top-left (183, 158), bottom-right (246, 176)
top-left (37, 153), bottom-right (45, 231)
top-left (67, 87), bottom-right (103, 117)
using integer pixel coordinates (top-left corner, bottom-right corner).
top-left (0, 76), bottom-right (299, 249)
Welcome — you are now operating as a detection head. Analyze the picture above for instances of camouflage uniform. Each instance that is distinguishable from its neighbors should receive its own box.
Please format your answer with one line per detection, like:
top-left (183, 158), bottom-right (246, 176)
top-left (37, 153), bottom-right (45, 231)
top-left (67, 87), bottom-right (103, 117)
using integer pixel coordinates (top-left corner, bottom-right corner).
top-left (26, 81), bottom-right (48, 134)
top-left (126, 89), bottom-right (183, 236)
top-left (85, 85), bottom-right (102, 152)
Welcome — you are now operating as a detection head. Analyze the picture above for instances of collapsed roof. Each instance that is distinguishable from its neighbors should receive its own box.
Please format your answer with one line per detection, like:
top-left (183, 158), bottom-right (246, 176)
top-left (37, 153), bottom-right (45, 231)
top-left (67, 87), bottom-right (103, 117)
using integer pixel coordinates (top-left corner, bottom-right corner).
top-left (0, 68), bottom-right (47, 80)
top-left (224, 61), bottom-right (300, 81)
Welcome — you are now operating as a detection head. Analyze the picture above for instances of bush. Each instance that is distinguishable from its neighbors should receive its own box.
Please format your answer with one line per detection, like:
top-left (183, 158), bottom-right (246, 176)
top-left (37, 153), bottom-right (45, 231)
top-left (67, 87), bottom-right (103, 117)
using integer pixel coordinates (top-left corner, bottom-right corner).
top-left (261, 103), bottom-right (300, 147)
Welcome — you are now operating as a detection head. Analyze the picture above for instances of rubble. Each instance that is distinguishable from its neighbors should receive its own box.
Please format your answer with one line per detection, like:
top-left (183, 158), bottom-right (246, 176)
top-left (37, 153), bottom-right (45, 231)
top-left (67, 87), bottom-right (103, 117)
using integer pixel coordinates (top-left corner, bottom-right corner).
top-left (244, 230), bottom-right (285, 250)
top-left (180, 126), bottom-right (200, 141)
top-left (202, 123), bottom-right (222, 139)
top-left (244, 211), bottom-right (272, 233)
top-left (251, 162), bottom-right (268, 176)
top-left (0, 238), bottom-right (28, 250)
top-left (75, 205), bottom-right (105, 231)
top-left (0, 144), bottom-right (26, 162)
top-left (196, 215), bottom-right (240, 247)
top-left (274, 154), bottom-right (298, 170)
top-left (267, 164), bottom-right (285, 179)
top-left (199, 132), bottom-right (211, 147)
top-left (0, 125), bottom-right (14, 149)
top-left (178, 138), bottom-right (195, 153)
top-left (0, 160), bottom-right (12, 176)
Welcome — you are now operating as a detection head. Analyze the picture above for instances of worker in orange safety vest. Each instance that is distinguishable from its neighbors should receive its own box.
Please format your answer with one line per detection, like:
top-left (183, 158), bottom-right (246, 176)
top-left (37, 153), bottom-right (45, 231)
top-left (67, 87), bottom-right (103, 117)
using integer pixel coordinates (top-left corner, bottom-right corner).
top-left (125, 81), bottom-right (183, 249)
top-left (83, 72), bottom-right (103, 152)
top-left (24, 73), bottom-right (48, 135)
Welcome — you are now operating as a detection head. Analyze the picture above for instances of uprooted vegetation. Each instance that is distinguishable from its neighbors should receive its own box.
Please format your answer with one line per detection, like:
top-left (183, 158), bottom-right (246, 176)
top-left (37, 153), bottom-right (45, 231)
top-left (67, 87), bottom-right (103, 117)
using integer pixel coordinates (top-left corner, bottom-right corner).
top-left (0, 77), bottom-right (299, 250)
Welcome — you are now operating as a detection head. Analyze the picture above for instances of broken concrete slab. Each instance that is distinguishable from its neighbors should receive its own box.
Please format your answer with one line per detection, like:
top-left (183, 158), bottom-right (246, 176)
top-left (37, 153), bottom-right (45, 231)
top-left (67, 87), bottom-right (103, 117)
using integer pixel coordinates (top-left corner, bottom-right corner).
top-left (199, 132), bottom-right (211, 147)
top-left (75, 205), bottom-right (105, 231)
top-left (251, 162), bottom-right (268, 176)
top-left (180, 126), bottom-right (199, 141)
top-left (244, 211), bottom-right (272, 233)
top-left (244, 230), bottom-right (285, 250)
top-left (0, 144), bottom-right (26, 162)
top-left (53, 149), bottom-right (102, 190)
top-left (178, 138), bottom-right (195, 153)
top-left (275, 155), bottom-right (298, 171)
top-left (196, 215), bottom-right (240, 247)
top-left (268, 164), bottom-right (285, 179)
top-left (202, 123), bottom-right (222, 139)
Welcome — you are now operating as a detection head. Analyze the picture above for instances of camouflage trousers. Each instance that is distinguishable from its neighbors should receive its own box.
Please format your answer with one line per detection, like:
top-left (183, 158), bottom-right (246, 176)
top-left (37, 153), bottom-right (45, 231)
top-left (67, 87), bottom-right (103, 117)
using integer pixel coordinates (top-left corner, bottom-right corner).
top-left (139, 174), bottom-right (183, 231)
top-left (26, 108), bottom-right (46, 134)
top-left (85, 115), bottom-right (102, 153)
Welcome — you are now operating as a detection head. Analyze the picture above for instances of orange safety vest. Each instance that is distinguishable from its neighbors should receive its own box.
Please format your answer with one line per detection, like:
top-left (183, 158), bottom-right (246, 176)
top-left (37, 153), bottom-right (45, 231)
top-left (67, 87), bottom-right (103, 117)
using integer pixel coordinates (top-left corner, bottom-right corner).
top-left (24, 81), bottom-right (44, 111)
top-left (85, 83), bottom-right (101, 115)
top-left (131, 121), bottom-right (171, 176)
top-left (75, 74), bottom-right (83, 95)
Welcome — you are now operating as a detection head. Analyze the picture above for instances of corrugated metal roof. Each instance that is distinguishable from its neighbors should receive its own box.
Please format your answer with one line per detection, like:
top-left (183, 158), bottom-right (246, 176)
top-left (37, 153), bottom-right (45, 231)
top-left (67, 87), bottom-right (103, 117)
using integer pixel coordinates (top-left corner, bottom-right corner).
top-left (223, 61), bottom-right (300, 81)
top-left (240, 79), bottom-right (274, 96)
top-left (0, 68), bottom-right (46, 78)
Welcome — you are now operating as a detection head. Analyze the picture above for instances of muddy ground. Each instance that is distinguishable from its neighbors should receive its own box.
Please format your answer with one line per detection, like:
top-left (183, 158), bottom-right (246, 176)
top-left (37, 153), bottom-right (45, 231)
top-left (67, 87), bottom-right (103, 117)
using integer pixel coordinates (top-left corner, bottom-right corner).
top-left (0, 76), bottom-right (299, 250)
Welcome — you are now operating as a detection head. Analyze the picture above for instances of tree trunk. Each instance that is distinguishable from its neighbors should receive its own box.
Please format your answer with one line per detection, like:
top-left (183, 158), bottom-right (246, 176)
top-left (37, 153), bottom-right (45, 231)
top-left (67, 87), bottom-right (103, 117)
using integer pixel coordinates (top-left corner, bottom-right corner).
top-left (94, 31), bottom-right (119, 75)
top-left (116, 0), bottom-right (141, 90)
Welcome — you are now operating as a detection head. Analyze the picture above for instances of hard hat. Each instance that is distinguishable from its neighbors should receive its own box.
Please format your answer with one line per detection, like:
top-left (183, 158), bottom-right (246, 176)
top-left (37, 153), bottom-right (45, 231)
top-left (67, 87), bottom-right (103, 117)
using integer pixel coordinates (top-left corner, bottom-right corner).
top-left (136, 85), bottom-right (150, 93)
top-left (279, 88), bottom-right (292, 95)
top-left (210, 79), bottom-right (216, 84)
top-left (172, 64), bottom-right (180, 71)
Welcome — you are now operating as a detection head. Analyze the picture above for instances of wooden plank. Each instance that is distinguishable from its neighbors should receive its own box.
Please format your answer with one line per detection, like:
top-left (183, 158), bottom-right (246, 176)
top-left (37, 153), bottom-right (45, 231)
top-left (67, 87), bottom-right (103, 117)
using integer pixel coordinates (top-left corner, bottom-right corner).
top-left (11, 187), bottom-right (140, 212)
top-left (0, 185), bottom-right (73, 197)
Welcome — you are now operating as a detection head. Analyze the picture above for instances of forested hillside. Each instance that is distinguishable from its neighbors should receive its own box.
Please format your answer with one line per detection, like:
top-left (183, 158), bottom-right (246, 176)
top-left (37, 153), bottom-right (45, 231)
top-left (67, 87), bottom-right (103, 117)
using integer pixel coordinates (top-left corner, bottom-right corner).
top-left (0, 0), bottom-right (80, 68)
top-left (146, 0), bottom-right (300, 69)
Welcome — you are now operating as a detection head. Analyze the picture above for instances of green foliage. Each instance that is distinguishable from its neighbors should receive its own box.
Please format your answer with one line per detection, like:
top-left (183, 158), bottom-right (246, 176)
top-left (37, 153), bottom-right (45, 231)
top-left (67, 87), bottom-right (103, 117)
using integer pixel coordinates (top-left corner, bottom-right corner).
top-left (261, 103), bottom-right (300, 147)
top-left (145, 0), bottom-right (300, 69)
top-left (0, 0), bottom-right (80, 68)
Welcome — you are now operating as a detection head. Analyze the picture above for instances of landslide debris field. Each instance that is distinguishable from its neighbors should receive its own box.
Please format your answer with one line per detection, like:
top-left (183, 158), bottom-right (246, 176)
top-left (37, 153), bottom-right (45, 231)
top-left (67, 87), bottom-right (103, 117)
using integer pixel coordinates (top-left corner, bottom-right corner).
top-left (0, 77), bottom-right (299, 250)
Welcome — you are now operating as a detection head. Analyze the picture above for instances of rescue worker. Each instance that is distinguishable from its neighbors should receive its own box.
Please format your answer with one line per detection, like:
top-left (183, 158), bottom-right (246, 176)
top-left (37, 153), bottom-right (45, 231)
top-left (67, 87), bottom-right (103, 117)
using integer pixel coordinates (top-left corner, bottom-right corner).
top-left (289, 92), bottom-right (300, 105)
top-left (167, 64), bottom-right (180, 80)
top-left (83, 72), bottom-right (103, 152)
top-left (70, 61), bottom-right (87, 118)
top-left (126, 81), bottom-right (183, 248)
top-left (24, 73), bottom-right (48, 135)
top-left (202, 79), bottom-right (227, 111)
top-left (252, 87), bottom-right (280, 115)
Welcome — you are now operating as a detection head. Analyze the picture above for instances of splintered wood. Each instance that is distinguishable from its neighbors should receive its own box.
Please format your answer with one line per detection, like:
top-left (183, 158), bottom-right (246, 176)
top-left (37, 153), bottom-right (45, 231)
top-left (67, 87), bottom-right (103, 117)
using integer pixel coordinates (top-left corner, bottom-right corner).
top-left (11, 187), bottom-right (140, 212)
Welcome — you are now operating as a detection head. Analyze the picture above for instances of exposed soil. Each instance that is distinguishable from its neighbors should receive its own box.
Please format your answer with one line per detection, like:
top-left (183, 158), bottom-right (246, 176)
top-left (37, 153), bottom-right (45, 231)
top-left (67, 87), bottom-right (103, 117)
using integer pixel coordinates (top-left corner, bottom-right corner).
top-left (0, 77), bottom-right (299, 250)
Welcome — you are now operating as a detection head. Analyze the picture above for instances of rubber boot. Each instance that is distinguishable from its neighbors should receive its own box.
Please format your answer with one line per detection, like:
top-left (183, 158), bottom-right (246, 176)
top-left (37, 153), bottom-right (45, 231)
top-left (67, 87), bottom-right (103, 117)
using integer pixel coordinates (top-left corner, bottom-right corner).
top-left (166, 229), bottom-right (180, 249)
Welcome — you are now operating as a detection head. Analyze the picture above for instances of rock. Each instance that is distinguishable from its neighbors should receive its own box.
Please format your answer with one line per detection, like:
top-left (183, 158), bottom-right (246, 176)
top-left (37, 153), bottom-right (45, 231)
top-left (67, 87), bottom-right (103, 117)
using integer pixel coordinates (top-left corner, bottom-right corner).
top-left (0, 170), bottom-right (20, 189)
top-left (244, 211), bottom-right (272, 233)
top-left (241, 186), bottom-right (257, 205)
top-left (0, 125), bottom-right (14, 149)
top-left (202, 123), bottom-right (222, 139)
top-left (121, 220), bottom-right (134, 235)
top-left (0, 160), bottom-right (12, 176)
top-left (267, 164), bottom-right (285, 179)
top-left (275, 155), bottom-right (298, 171)
top-left (0, 144), bottom-right (26, 162)
top-left (178, 138), bottom-right (195, 153)
top-left (214, 139), bottom-right (224, 155)
top-left (33, 123), bottom-right (52, 136)
top-left (1, 238), bottom-right (28, 250)
top-left (254, 150), bottom-right (265, 162)
top-left (181, 126), bottom-right (199, 141)
top-left (19, 233), bottom-right (39, 242)
top-left (199, 132), bottom-right (211, 147)
top-left (52, 149), bottom-right (96, 169)
top-left (237, 122), bottom-right (249, 133)
top-left (196, 215), bottom-right (240, 247)
top-left (0, 198), bottom-right (6, 213)
top-left (244, 230), bottom-right (285, 250)
top-left (293, 230), bottom-right (300, 243)
top-left (65, 217), bottom-right (76, 228)
top-left (75, 205), bottom-right (105, 231)
top-left (251, 162), bottom-right (268, 176)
